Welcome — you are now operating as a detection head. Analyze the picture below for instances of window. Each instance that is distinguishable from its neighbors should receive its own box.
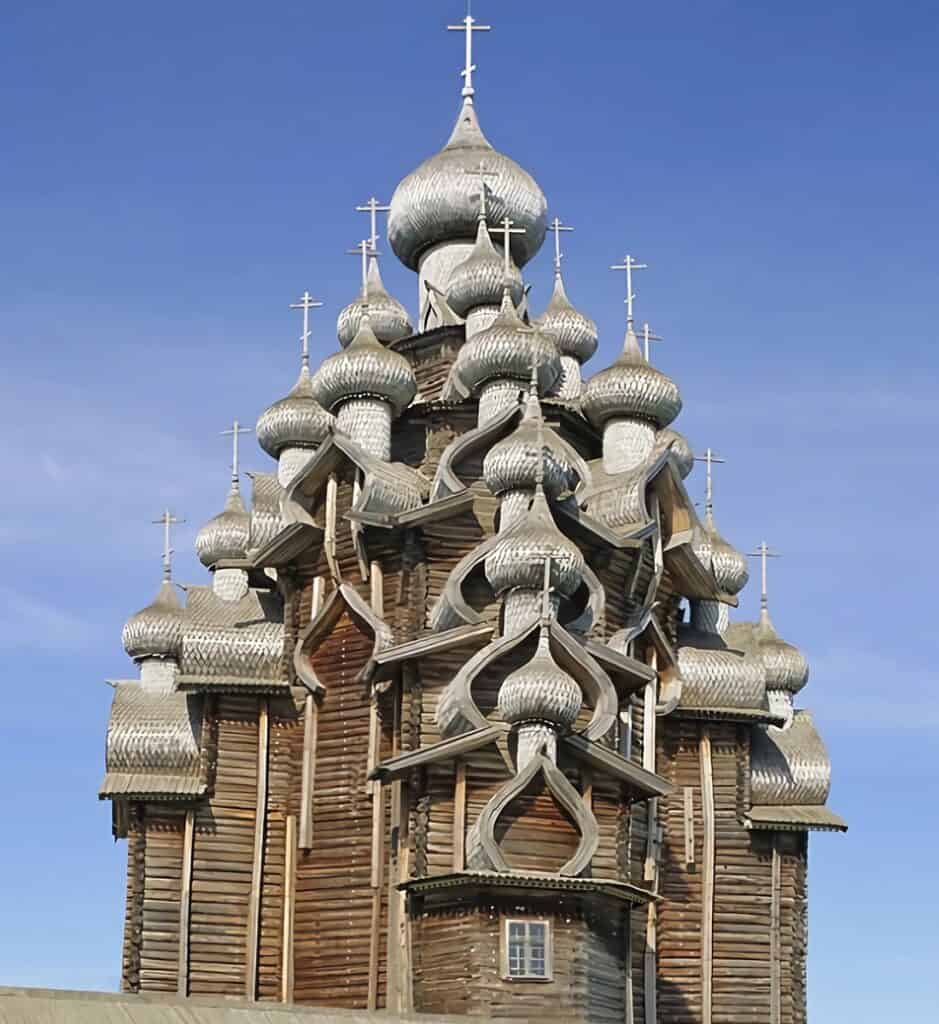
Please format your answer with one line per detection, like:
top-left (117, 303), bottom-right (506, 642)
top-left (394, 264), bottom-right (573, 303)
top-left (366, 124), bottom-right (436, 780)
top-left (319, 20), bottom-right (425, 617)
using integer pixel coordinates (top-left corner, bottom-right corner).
top-left (503, 918), bottom-right (552, 980)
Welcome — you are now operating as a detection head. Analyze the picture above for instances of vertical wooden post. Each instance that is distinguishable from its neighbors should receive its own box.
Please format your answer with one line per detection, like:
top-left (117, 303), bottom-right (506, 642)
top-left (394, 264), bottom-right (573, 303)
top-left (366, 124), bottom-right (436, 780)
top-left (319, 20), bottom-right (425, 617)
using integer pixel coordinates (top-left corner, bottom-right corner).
top-left (325, 475), bottom-right (339, 579)
top-left (452, 760), bottom-right (467, 871)
top-left (700, 726), bottom-right (715, 1024)
top-left (176, 809), bottom-right (194, 996)
top-left (299, 695), bottom-right (318, 850)
top-left (282, 814), bottom-right (297, 1003)
top-left (683, 787), bottom-right (695, 866)
top-left (624, 907), bottom-right (634, 1024)
top-left (643, 649), bottom-right (659, 1024)
top-left (367, 559), bottom-right (384, 1011)
top-left (245, 699), bottom-right (270, 1001)
top-left (770, 838), bottom-right (782, 1024)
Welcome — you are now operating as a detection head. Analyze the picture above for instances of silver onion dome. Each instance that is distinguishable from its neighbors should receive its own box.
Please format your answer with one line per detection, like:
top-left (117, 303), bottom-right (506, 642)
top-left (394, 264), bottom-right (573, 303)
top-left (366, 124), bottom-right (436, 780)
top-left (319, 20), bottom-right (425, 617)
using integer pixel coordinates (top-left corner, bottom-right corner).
top-left (755, 610), bottom-right (809, 694)
top-left (483, 391), bottom-right (574, 501)
top-left (122, 579), bottom-right (185, 661)
top-left (452, 289), bottom-right (561, 394)
top-left (256, 364), bottom-right (334, 458)
top-left (312, 316), bottom-right (417, 417)
top-left (336, 257), bottom-right (412, 347)
top-left (581, 325), bottom-right (682, 429)
top-left (485, 488), bottom-right (585, 598)
top-left (658, 427), bottom-right (694, 479)
top-left (536, 273), bottom-right (598, 364)
top-left (388, 100), bottom-right (547, 271)
top-left (705, 519), bottom-right (750, 596)
top-left (447, 217), bottom-right (524, 317)
top-left (498, 632), bottom-right (582, 729)
top-left (195, 486), bottom-right (251, 568)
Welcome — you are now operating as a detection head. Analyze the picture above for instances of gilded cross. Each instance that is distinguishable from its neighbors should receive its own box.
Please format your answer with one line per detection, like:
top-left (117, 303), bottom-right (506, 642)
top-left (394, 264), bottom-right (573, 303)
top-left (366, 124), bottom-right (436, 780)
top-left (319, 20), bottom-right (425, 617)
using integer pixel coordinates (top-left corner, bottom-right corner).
top-left (694, 447), bottom-right (725, 522)
top-left (610, 254), bottom-right (648, 326)
top-left (447, 4), bottom-right (491, 100)
top-left (748, 541), bottom-right (781, 611)
top-left (152, 509), bottom-right (184, 582)
top-left (547, 216), bottom-right (574, 277)
top-left (289, 290), bottom-right (323, 370)
top-left (221, 420), bottom-right (252, 485)
top-left (355, 196), bottom-right (391, 252)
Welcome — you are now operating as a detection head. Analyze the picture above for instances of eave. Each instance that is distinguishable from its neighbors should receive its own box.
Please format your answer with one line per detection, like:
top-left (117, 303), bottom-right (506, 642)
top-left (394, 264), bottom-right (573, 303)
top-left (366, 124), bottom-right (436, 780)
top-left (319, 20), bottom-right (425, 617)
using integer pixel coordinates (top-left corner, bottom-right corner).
top-left (401, 870), bottom-right (656, 906)
top-left (745, 804), bottom-right (848, 833)
top-left (369, 725), bottom-right (505, 782)
top-left (363, 622), bottom-right (495, 684)
top-left (562, 734), bottom-right (673, 800)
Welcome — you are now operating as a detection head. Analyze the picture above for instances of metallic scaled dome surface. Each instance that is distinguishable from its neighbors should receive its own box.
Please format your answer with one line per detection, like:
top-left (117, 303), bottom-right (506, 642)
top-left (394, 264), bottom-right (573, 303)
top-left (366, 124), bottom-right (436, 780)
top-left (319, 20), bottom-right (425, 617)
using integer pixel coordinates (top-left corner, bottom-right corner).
top-left (312, 317), bottom-right (417, 417)
top-left (447, 217), bottom-right (523, 317)
top-left (122, 579), bottom-right (185, 661)
top-left (195, 486), bottom-right (251, 568)
top-left (336, 258), bottom-right (412, 347)
top-left (536, 273), bottom-right (598, 364)
top-left (498, 633), bottom-right (582, 729)
top-left (755, 610), bottom-right (810, 694)
top-left (581, 326), bottom-right (682, 429)
top-left (388, 100), bottom-right (547, 271)
top-left (705, 518), bottom-right (750, 596)
top-left (256, 365), bottom-right (334, 458)
top-left (658, 427), bottom-right (694, 478)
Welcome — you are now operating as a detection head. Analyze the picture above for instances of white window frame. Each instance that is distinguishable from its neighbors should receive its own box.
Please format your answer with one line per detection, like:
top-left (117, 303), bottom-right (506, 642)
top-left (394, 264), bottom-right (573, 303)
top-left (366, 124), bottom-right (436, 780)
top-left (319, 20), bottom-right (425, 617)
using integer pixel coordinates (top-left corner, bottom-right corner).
top-left (502, 917), bottom-right (553, 982)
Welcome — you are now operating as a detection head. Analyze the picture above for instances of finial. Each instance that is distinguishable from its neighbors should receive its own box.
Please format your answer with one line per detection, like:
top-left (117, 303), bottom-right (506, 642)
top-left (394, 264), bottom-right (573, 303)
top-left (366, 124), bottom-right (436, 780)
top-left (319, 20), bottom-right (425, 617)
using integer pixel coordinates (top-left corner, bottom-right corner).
top-left (221, 420), bottom-right (252, 488)
top-left (152, 509), bottom-right (184, 582)
top-left (610, 254), bottom-right (648, 327)
top-left (465, 159), bottom-right (498, 220)
top-left (496, 215), bottom-right (525, 279)
top-left (694, 447), bottom-right (725, 523)
top-left (641, 321), bottom-right (663, 362)
top-left (747, 540), bottom-right (781, 612)
top-left (547, 217), bottom-right (574, 278)
top-left (289, 290), bottom-right (323, 370)
top-left (447, 3), bottom-right (491, 101)
top-left (346, 239), bottom-right (381, 293)
top-left (355, 196), bottom-right (391, 253)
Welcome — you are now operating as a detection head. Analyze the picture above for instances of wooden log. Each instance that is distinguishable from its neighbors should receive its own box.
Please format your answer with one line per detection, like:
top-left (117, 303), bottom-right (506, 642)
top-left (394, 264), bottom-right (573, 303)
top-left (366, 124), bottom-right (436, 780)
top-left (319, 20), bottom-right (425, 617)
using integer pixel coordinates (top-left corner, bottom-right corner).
top-left (453, 760), bottom-right (467, 872)
top-left (177, 809), bottom-right (194, 996)
top-left (700, 726), bottom-right (715, 1024)
top-left (299, 695), bottom-right (318, 850)
top-left (245, 698), bottom-right (269, 1000)
top-left (282, 813), bottom-right (296, 1003)
top-left (770, 837), bottom-right (781, 1024)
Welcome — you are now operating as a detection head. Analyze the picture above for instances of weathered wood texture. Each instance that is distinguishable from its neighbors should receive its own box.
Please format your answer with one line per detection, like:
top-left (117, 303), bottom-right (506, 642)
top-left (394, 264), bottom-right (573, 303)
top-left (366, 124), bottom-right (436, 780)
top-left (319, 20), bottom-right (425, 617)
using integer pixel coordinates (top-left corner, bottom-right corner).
top-left (139, 807), bottom-right (185, 992)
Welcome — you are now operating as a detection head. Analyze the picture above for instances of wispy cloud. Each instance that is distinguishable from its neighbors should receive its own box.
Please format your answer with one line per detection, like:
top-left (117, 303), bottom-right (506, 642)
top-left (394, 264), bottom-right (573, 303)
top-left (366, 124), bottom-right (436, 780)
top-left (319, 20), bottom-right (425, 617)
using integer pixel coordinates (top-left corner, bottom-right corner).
top-left (0, 585), bottom-right (99, 652)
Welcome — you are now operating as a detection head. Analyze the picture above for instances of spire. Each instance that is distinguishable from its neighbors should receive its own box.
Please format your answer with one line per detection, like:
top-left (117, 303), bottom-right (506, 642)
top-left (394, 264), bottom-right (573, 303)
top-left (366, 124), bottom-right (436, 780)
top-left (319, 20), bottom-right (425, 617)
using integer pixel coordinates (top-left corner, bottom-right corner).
top-left (221, 420), bottom-right (251, 491)
top-left (355, 196), bottom-right (391, 253)
top-left (610, 254), bottom-right (648, 329)
top-left (547, 216), bottom-right (574, 279)
top-left (749, 541), bottom-right (781, 615)
top-left (447, 3), bottom-right (491, 102)
top-left (694, 447), bottom-right (726, 524)
top-left (152, 509), bottom-right (184, 583)
top-left (346, 239), bottom-right (378, 294)
top-left (289, 290), bottom-right (323, 372)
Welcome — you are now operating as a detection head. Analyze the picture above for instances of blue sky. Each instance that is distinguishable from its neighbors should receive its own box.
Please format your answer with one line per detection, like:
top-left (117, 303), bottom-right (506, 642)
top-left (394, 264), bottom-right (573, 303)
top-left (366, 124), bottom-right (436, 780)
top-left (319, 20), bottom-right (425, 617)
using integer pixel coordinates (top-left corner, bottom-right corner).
top-left (1, 0), bottom-right (936, 1016)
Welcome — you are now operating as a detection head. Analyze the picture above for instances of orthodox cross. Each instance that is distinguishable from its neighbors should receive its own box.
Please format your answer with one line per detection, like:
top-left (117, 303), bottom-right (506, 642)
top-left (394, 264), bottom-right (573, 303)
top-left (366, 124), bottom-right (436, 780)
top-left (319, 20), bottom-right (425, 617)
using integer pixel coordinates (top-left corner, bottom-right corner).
top-left (289, 290), bottom-right (323, 370)
top-left (355, 196), bottom-right (390, 252)
top-left (748, 541), bottom-right (781, 611)
top-left (221, 420), bottom-right (251, 486)
top-left (547, 216), bottom-right (573, 277)
top-left (465, 159), bottom-right (498, 219)
top-left (152, 509), bottom-right (184, 582)
top-left (641, 321), bottom-right (663, 362)
top-left (496, 215), bottom-right (525, 277)
top-left (694, 447), bottom-right (725, 521)
top-left (346, 239), bottom-right (381, 292)
top-left (610, 254), bottom-right (648, 327)
top-left (447, 4), bottom-right (491, 100)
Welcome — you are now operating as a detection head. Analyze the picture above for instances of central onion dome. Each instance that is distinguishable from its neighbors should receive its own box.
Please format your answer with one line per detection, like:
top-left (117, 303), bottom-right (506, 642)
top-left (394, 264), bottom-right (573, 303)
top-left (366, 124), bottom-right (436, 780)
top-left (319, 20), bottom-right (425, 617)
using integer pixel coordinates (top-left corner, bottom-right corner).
top-left (256, 364), bottom-right (334, 459)
top-left (447, 217), bottom-right (523, 317)
top-left (498, 631), bottom-right (582, 729)
top-left (755, 611), bottom-right (810, 694)
top-left (312, 317), bottom-right (417, 416)
top-left (336, 257), bottom-right (412, 347)
top-left (388, 100), bottom-right (547, 271)
top-left (122, 579), bottom-right (184, 661)
top-left (535, 274), bottom-right (598, 365)
top-left (581, 325), bottom-right (682, 429)
top-left (451, 289), bottom-right (561, 394)
top-left (658, 427), bottom-right (694, 478)
top-left (485, 488), bottom-right (585, 597)
top-left (196, 485), bottom-right (251, 567)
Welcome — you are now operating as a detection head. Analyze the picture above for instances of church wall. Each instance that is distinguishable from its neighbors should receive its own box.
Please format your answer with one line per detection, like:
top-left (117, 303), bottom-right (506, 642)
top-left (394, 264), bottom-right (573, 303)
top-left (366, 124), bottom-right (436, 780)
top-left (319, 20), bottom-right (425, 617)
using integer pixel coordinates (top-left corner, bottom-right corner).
top-left (121, 817), bottom-right (144, 992)
top-left (139, 806), bottom-right (186, 992)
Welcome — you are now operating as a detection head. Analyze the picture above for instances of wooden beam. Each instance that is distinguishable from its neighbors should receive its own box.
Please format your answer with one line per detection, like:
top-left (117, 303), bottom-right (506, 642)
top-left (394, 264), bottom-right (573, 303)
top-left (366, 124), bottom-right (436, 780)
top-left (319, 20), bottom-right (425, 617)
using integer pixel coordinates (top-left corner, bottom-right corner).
top-left (770, 838), bottom-right (782, 1024)
top-left (281, 814), bottom-right (297, 1003)
top-left (453, 760), bottom-right (467, 871)
top-left (176, 809), bottom-right (194, 996)
top-left (299, 694), bottom-right (318, 850)
top-left (624, 906), bottom-right (634, 1024)
top-left (643, 649), bottom-right (658, 1023)
top-left (367, 780), bottom-right (385, 1010)
top-left (700, 726), bottom-right (715, 1024)
top-left (245, 699), bottom-right (270, 1001)
top-left (643, 901), bottom-right (657, 1024)
top-left (683, 786), bottom-right (695, 866)
top-left (325, 474), bottom-right (339, 580)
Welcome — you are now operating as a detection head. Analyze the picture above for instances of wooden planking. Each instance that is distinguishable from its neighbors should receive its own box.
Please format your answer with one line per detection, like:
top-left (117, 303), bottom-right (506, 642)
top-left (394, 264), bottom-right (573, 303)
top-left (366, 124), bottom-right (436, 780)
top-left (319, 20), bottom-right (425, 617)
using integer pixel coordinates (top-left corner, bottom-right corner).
top-left (245, 699), bottom-right (270, 1000)
top-left (139, 807), bottom-right (185, 992)
top-left (122, 811), bottom-right (145, 993)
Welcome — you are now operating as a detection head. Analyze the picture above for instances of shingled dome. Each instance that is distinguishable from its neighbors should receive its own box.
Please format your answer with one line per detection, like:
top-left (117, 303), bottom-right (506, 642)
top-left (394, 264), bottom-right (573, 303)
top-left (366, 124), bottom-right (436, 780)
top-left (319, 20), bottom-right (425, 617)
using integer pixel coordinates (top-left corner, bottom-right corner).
top-left (536, 273), bottom-right (598, 365)
top-left (256, 365), bottom-right (334, 458)
top-left (447, 217), bottom-right (524, 317)
top-left (195, 486), bottom-right (251, 568)
top-left (499, 631), bottom-right (582, 729)
top-left (336, 257), bottom-right (412, 347)
top-left (122, 579), bottom-right (184, 661)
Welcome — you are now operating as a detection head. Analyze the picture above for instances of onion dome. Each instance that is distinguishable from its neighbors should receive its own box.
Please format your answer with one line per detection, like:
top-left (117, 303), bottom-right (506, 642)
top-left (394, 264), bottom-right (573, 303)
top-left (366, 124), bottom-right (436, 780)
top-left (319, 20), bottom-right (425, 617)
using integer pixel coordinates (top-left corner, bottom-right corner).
top-left (388, 100), bottom-right (547, 271)
top-left (483, 390), bottom-right (573, 500)
top-left (691, 522), bottom-right (714, 569)
top-left (122, 579), bottom-right (184, 661)
top-left (485, 487), bottom-right (585, 598)
top-left (498, 631), bottom-right (582, 729)
top-left (535, 273), bottom-right (598, 364)
top-left (195, 485), bottom-right (251, 568)
top-left (658, 427), bottom-right (694, 478)
top-left (447, 217), bottom-right (524, 317)
top-left (581, 326), bottom-right (682, 429)
top-left (705, 519), bottom-right (750, 596)
top-left (256, 364), bottom-right (334, 458)
top-left (452, 288), bottom-right (561, 394)
top-left (754, 610), bottom-right (809, 694)
top-left (336, 257), bottom-right (412, 347)
top-left (312, 316), bottom-right (416, 416)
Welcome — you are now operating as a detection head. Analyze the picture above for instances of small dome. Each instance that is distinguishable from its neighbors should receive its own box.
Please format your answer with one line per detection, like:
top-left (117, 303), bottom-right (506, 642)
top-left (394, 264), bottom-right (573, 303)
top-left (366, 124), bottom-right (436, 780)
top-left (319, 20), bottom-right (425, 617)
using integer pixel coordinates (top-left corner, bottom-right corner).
top-left (498, 632), bottom-right (582, 729)
top-left (447, 217), bottom-right (523, 317)
top-left (388, 100), bottom-right (547, 271)
top-left (691, 521), bottom-right (714, 569)
top-left (581, 326), bottom-right (682, 429)
top-left (483, 390), bottom-right (576, 500)
top-left (535, 273), bottom-right (598, 364)
top-left (122, 579), bottom-right (184, 661)
top-left (705, 518), bottom-right (750, 596)
top-left (312, 316), bottom-right (417, 416)
top-left (256, 365), bottom-right (334, 458)
top-left (756, 610), bottom-right (809, 694)
top-left (195, 486), bottom-right (251, 568)
top-left (658, 427), bottom-right (694, 478)
top-left (485, 488), bottom-right (585, 598)
top-left (452, 289), bottom-right (561, 394)
top-left (336, 257), bottom-right (412, 347)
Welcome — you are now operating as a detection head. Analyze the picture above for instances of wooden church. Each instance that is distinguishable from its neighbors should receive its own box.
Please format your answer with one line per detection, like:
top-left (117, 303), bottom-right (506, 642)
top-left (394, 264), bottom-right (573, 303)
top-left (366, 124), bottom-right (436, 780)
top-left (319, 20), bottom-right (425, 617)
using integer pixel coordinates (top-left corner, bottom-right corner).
top-left (101, 9), bottom-right (845, 1022)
